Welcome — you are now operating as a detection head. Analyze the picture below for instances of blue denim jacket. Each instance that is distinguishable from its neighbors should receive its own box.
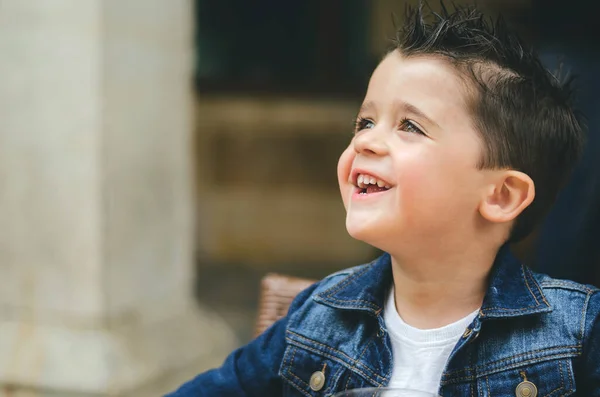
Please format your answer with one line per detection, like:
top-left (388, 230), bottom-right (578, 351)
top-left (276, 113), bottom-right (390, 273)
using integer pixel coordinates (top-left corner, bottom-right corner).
top-left (167, 246), bottom-right (600, 396)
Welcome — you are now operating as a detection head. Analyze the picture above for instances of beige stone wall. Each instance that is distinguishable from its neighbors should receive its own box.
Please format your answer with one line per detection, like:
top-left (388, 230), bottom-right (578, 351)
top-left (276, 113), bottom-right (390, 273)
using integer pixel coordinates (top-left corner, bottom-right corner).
top-left (101, 0), bottom-right (195, 327)
top-left (0, 1), bottom-right (236, 396)
top-left (0, 0), bottom-right (104, 325)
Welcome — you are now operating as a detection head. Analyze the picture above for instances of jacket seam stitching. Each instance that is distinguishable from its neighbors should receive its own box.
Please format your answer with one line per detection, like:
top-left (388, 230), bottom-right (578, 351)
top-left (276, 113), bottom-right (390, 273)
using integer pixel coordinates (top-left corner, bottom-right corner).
top-left (325, 364), bottom-right (346, 396)
top-left (286, 335), bottom-right (385, 386)
top-left (292, 340), bottom-right (383, 386)
top-left (522, 264), bottom-right (541, 306)
top-left (280, 373), bottom-right (311, 397)
top-left (281, 347), bottom-right (347, 396)
top-left (287, 330), bottom-right (375, 373)
top-left (528, 266), bottom-right (551, 307)
top-left (544, 360), bottom-right (566, 397)
top-left (345, 337), bottom-right (372, 383)
top-left (318, 297), bottom-right (380, 310)
top-left (318, 265), bottom-right (381, 311)
top-left (566, 356), bottom-right (574, 390)
top-left (580, 291), bottom-right (593, 342)
top-left (326, 263), bottom-right (370, 279)
top-left (286, 332), bottom-right (386, 386)
top-left (348, 332), bottom-right (384, 386)
top-left (482, 306), bottom-right (541, 312)
top-left (281, 346), bottom-right (312, 397)
top-left (323, 264), bottom-right (372, 297)
top-left (541, 281), bottom-right (597, 293)
top-left (443, 352), bottom-right (578, 383)
top-left (345, 368), bottom-right (353, 390)
top-left (444, 346), bottom-right (580, 378)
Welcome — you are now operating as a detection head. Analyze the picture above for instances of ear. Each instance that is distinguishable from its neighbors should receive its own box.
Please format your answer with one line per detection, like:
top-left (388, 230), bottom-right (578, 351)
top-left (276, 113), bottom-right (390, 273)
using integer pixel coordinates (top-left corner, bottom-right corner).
top-left (479, 170), bottom-right (535, 224)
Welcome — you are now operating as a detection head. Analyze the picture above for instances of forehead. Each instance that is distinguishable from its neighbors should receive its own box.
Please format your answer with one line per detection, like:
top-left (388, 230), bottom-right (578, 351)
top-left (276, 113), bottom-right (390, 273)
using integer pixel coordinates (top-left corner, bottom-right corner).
top-left (365, 51), bottom-right (472, 125)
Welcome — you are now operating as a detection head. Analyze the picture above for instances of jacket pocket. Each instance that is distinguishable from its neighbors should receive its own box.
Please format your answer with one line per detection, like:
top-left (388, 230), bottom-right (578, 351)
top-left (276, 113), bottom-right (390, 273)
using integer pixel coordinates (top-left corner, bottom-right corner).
top-left (477, 358), bottom-right (575, 397)
top-left (280, 345), bottom-right (370, 397)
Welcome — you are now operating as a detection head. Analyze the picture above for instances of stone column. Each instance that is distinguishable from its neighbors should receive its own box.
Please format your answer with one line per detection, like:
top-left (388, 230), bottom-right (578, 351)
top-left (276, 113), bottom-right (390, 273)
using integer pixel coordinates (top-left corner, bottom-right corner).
top-left (0, 1), bottom-right (236, 396)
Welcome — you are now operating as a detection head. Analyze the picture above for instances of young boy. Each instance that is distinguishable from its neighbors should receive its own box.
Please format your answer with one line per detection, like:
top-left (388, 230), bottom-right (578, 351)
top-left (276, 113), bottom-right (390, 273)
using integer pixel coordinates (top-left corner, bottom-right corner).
top-left (168, 3), bottom-right (599, 396)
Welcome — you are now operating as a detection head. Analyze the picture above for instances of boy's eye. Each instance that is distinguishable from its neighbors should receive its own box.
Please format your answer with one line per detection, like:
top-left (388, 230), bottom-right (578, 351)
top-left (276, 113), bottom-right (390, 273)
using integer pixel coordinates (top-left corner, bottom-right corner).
top-left (399, 118), bottom-right (425, 135)
top-left (354, 117), bottom-right (375, 134)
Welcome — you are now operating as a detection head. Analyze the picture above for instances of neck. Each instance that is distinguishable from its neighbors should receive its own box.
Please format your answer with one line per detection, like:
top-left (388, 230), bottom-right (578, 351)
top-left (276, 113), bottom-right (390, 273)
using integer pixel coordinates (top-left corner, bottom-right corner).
top-left (388, 242), bottom-right (499, 329)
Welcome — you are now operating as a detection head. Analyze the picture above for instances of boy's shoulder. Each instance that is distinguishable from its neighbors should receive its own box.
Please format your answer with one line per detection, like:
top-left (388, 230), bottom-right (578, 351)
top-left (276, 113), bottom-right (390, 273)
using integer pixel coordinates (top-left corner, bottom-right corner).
top-left (308, 256), bottom-right (383, 296)
top-left (322, 261), bottom-right (375, 281)
top-left (534, 271), bottom-right (599, 295)
top-left (531, 270), bottom-right (600, 318)
top-left (287, 255), bottom-right (389, 321)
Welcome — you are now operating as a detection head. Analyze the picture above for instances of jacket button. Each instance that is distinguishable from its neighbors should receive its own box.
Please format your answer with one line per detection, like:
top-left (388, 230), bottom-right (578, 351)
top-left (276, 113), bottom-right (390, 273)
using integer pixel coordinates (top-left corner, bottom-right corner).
top-left (515, 381), bottom-right (537, 397)
top-left (309, 371), bottom-right (326, 391)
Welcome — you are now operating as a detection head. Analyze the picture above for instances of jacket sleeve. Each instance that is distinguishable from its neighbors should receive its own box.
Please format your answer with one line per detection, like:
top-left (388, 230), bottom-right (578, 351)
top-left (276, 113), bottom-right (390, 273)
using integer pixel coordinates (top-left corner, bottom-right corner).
top-left (580, 290), bottom-right (600, 396)
top-left (164, 281), bottom-right (319, 397)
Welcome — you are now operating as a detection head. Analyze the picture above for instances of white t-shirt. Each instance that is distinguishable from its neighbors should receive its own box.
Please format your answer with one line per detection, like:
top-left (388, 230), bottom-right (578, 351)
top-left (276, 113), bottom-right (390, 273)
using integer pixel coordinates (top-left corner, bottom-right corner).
top-left (383, 286), bottom-right (479, 395)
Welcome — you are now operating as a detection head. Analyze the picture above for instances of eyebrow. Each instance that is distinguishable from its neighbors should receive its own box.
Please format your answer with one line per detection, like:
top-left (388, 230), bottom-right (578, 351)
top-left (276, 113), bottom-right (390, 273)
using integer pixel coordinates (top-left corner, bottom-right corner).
top-left (359, 100), bottom-right (440, 129)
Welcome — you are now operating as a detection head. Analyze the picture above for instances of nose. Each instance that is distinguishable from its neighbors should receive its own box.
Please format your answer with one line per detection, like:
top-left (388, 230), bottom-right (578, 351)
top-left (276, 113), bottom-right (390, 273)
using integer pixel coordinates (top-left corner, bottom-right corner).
top-left (353, 126), bottom-right (389, 156)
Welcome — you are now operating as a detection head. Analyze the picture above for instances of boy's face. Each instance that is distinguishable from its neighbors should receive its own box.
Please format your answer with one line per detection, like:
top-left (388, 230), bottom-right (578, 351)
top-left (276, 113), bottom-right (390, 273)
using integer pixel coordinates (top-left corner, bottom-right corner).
top-left (338, 51), bottom-right (489, 253)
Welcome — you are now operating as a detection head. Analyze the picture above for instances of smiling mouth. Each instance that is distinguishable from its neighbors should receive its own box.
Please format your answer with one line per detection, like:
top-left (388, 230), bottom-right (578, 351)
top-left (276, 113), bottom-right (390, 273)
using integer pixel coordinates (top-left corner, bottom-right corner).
top-left (355, 173), bottom-right (392, 195)
top-left (359, 185), bottom-right (389, 195)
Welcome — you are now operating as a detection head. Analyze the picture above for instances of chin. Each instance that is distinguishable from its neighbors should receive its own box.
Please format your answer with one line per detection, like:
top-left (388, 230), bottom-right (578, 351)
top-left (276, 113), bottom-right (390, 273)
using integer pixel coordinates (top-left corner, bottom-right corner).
top-left (345, 217), bottom-right (385, 246)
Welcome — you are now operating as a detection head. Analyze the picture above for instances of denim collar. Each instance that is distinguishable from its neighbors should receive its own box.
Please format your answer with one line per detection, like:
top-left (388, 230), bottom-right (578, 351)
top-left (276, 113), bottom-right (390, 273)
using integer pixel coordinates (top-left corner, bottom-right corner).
top-left (313, 244), bottom-right (552, 319)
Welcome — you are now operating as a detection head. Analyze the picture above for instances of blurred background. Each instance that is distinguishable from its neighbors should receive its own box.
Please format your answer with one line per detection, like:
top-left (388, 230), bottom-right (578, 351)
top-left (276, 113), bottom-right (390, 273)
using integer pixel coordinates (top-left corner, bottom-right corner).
top-left (0, 0), bottom-right (597, 396)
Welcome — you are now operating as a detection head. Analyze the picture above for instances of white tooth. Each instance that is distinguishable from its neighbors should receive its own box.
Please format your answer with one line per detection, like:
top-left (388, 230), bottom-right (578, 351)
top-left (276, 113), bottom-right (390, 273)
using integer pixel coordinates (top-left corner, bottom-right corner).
top-left (377, 179), bottom-right (385, 187)
top-left (357, 175), bottom-right (364, 187)
top-left (369, 177), bottom-right (377, 185)
top-left (384, 185), bottom-right (391, 189)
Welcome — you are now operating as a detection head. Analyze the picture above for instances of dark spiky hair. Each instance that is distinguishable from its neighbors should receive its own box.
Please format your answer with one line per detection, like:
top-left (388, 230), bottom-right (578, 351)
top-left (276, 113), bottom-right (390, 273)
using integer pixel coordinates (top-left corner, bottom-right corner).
top-left (392, 2), bottom-right (585, 242)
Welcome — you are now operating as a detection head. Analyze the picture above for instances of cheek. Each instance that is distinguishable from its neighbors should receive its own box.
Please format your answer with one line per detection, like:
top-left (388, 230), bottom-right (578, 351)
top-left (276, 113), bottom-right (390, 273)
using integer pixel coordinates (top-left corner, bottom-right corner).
top-left (395, 167), bottom-right (430, 211)
top-left (395, 154), bottom-right (462, 208)
top-left (337, 145), bottom-right (355, 209)
top-left (337, 144), bottom-right (354, 184)
top-left (397, 152), bottom-right (481, 218)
